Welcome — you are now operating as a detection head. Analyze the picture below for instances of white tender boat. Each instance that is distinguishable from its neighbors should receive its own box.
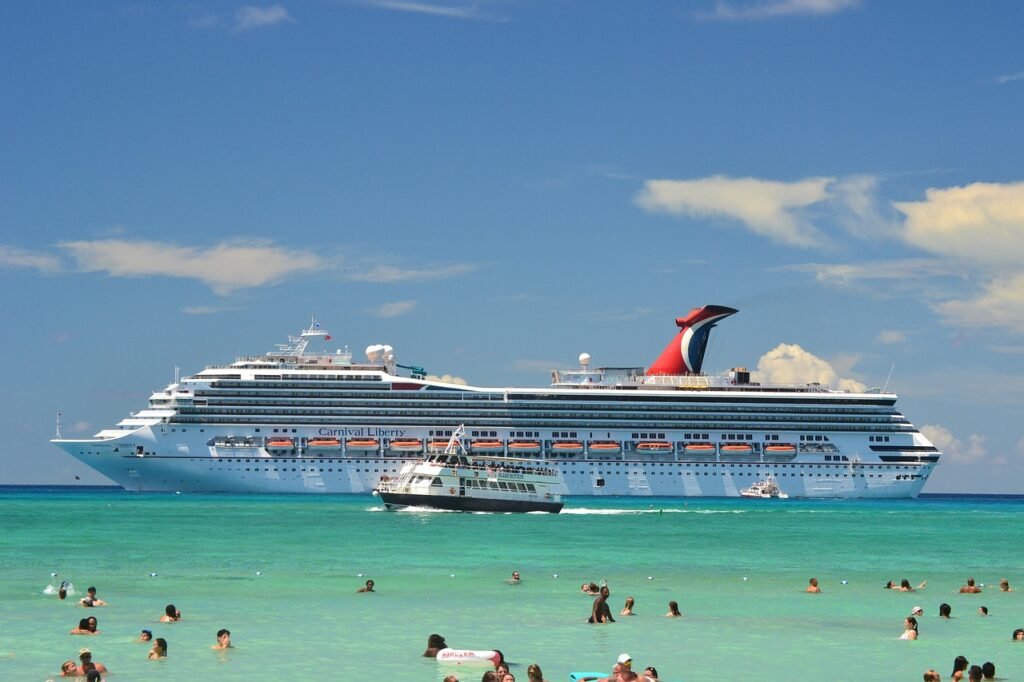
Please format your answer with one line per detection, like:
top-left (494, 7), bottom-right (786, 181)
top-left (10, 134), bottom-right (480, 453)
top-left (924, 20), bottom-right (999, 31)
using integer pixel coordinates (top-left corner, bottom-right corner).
top-left (740, 476), bottom-right (789, 499)
top-left (375, 426), bottom-right (563, 513)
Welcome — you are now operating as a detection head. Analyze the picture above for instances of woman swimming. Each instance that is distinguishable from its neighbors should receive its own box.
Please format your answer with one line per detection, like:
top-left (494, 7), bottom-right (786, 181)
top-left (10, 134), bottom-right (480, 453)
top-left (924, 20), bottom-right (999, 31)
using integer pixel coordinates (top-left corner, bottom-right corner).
top-left (900, 616), bottom-right (918, 640)
top-left (160, 604), bottom-right (181, 622)
top-left (666, 600), bottom-right (682, 617)
top-left (148, 637), bottom-right (168, 659)
top-left (70, 617), bottom-right (99, 635)
top-left (621, 596), bottom-right (635, 616)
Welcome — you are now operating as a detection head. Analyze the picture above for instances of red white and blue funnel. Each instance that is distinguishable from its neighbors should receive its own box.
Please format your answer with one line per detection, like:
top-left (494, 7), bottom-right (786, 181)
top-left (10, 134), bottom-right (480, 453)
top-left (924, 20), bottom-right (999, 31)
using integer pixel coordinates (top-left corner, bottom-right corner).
top-left (646, 305), bottom-right (738, 376)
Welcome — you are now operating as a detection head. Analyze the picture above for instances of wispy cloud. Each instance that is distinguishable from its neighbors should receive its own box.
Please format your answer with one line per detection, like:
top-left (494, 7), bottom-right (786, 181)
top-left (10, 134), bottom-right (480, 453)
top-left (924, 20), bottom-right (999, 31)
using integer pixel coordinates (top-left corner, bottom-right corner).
top-left (59, 239), bottom-right (324, 294)
top-left (580, 307), bottom-right (654, 322)
top-left (183, 305), bottom-right (240, 315)
top-left (933, 273), bottom-right (1024, 335)
top-left (996, 71), bottom-right (1024, 85)
top-left (635, 175), bottom-right (878, 248)
top-left (374, 300), bottom-right (417, 318)
top-left (513, 359), bottom-right (561, 372)
top-left (699, 0), bottom-right (859, 21)
top-left (0, 245), bottom-right (62, 274)
top-left (778, 258), bottom-right (954, 285)
top-left (234, 4), bottom-right (295, 31)
top-left (876, 330), bottom-right (907, 345)
top-left (360, 0), bottom-right (488, 20)
top-left (343, 262), bottom-right (478, 283)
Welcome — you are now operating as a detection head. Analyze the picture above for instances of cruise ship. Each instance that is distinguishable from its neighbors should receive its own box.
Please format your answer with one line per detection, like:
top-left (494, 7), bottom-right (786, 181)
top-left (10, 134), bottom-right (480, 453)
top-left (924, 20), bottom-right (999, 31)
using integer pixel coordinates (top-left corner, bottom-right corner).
top-left (51, 306), bottom-right (940, 497)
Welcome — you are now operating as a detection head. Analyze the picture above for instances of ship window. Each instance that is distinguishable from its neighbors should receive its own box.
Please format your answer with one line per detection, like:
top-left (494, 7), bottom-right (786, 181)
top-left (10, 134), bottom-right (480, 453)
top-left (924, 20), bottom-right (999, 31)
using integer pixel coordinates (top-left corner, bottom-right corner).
top-left (431, 477), bottom-right (443, 487)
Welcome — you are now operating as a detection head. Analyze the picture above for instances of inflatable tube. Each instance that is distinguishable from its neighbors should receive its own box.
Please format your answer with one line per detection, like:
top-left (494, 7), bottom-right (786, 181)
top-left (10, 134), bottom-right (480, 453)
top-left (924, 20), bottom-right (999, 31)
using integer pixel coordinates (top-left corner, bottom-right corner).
top-left (569, 673), bottom-right (609, 682)
top-left (436, 648), bottom-right (501, 665)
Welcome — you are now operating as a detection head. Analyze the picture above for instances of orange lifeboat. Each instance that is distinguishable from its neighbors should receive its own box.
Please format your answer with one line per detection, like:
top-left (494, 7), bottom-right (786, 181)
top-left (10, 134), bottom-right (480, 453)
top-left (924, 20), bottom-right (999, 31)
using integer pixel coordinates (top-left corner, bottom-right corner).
top-left (266, 438), bottom-right (294, 449)
top-left (588, 441), bottom-right (621, 454)
top-left (720, 444), bottom-right (754, 456)
top-left (471, 440), bottom-right (504, 453)
top-left (636, 441), bottom-right (673, 453)
top-left (306, 437), bottom-right (342, 450)
top-left (551, 440), bottom-right (584, 454)
top-left (765, 444), bottom-right (796, 455)
top-left (389, 438), bottom-right (424, 452)
top-left (683, 442), bottom-right (715, 454)
top-left (427, 439), bottom-right (453, 451)
top-left (508, 440), bottom-right (541, 454)
top-left (346, 438), bottom-right (380, 452)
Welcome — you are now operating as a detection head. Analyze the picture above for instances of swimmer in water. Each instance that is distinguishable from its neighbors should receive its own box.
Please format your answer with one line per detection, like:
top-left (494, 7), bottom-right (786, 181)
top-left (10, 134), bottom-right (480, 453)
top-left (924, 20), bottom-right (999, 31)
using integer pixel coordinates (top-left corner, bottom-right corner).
top-left (80, 586), bottom-right (106, 607)
top-left (139, 629), bottom-right (153, 642)
top-left (507, 571), bottom-right (521, 585)
top-left (666, 600), bottom-right (682, 617)
top-left (621, 596), bottom-right (635, 615)
top-left (423, 633), bottom-right (447, 657)
top-left (70, 618), bottom-right (93, 635)
top-left (212, 628), bottom-right (232, 650)
top-left (901, 616), bottom-right (919, 640)
top-left (160, 604), bottom-right (181, 622)
top-left (148, 637), bottom-right (168, 659)
top-left (806, 577), bottom-right (820, 593)
top-left (357, 579), bottom-right (375, 592)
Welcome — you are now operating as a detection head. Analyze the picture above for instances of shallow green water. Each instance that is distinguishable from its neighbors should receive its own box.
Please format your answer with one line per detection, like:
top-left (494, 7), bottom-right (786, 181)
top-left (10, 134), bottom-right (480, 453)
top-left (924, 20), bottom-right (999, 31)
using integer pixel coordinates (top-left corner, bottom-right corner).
top-left (0, 491), bottom-right (1020, 681)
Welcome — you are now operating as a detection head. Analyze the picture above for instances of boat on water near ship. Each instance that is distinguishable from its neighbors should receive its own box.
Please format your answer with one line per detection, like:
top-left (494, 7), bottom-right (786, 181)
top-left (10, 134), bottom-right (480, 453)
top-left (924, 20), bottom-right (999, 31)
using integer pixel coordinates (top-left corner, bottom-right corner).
top-left (50, 305), bottom-right (941, 498)
top-left (740, 476), bottom-right (789, 499)
top-left (374, 427), bottom-right (563, 513)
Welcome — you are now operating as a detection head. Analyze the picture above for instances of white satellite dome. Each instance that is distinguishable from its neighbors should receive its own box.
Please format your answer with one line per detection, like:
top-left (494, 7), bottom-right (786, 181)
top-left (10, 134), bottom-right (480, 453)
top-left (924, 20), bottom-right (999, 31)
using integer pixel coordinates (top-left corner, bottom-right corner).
top-left (579, 352), bottom-right (591, 367)
top-left (382, 345), bottom-right (395, 361)
top-left (365, 344), bottom-right (385, 362)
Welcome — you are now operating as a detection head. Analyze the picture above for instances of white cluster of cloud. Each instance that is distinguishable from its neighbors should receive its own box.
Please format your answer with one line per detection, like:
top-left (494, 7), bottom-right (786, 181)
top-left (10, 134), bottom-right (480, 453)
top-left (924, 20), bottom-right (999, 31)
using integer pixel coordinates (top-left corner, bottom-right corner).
top-left (920, 424), bottom-right (987, 463)
top-left (699, 0), bottom-right (859, 21)
top-left (894, 181), bottom-right (1024, 270)
top-left (754, 343), bottom-right (867, 392)
top-left (425, 373), bottom-right (468, 385)
top-left (639, 171), bottom-right (1024, 335)
top-left (59, 239), bottom-right (324, 295)
top-left (375, 300), bottom-right (417, 318)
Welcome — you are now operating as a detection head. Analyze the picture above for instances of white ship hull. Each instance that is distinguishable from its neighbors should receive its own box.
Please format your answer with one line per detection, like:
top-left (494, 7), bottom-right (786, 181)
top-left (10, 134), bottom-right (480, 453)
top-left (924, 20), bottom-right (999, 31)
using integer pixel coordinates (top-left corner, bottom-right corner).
top-left (54, 425), bottom-right (933, 498)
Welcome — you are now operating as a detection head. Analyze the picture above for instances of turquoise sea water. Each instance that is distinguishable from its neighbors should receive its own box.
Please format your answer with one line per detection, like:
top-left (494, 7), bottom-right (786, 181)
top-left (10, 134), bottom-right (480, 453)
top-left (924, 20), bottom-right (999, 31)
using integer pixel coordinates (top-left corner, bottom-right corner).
top-left (1, 491), bottom-right (1022, 681)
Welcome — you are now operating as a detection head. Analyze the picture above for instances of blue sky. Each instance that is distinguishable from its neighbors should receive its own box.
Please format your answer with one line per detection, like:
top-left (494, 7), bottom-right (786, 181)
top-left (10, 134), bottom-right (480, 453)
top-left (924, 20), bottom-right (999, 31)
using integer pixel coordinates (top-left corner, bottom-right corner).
top-left (2, 0), bottom-right (1022, 492)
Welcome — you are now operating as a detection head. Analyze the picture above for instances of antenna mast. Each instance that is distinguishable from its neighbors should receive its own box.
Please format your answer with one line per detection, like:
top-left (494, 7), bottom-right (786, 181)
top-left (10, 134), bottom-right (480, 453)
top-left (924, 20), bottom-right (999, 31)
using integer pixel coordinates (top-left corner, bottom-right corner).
top-left (55, 412), bottom-right (62, 439)
top-left (882, 364), bottom-right (895, 393)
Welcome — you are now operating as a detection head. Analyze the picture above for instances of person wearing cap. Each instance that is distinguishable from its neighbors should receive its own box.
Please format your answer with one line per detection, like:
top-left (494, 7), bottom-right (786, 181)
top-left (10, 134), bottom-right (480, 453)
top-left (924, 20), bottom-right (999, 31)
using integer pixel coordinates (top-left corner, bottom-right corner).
top-left (78, 647), bottom-right (108, 675)
top-left (615, 654), bottom-right (640, 681)
top-left (911, 606), bottom-right (924, 617)
top-left (507, 571), bottom-right (521, 585)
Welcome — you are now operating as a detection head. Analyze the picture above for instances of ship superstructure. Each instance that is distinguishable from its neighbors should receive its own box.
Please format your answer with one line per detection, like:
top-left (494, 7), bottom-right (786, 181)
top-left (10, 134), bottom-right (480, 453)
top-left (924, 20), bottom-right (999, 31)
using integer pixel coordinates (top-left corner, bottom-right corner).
top-left (52, 308), bottom-right (939, 497)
